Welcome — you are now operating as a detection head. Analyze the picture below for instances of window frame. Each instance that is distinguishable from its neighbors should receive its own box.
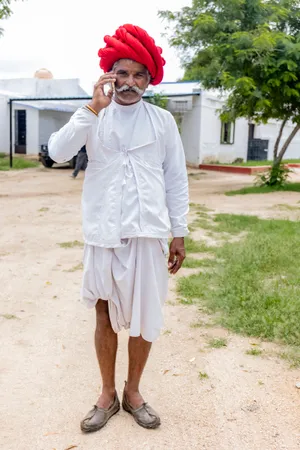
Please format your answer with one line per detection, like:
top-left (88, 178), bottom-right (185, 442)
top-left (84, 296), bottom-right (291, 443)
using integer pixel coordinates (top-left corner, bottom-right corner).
top-left (220, 121), bottom-right (235, 145)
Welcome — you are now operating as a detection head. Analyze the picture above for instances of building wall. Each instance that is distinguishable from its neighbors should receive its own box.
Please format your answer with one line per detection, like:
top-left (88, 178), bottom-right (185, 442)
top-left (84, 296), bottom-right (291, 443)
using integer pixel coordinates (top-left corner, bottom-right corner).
top-left (0, 95), bottom-right (9, 153)
top-left (199, 92), bottom-right (248, 163)
top-left (39, 110), bottom-right (72, 148)
top-left (255, 121), bottom-right (300, 160)
top-left (181, 96), bottom-right (202, 165)
top-left (0, 99), bottom-right (39, 155)
top-left (25, 108), bottom-right (39, 154)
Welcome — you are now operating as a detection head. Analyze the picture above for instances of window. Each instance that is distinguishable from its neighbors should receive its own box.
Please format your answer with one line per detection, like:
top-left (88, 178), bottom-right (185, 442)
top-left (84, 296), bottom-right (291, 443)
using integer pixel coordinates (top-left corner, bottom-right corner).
top-left (221, 121), bottom-right (235, 144)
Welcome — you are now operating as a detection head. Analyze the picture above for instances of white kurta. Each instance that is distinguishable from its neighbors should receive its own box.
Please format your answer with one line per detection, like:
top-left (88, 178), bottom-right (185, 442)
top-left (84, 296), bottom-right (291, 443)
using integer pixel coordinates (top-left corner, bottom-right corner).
top-left (49, 100), bottom-right (189, 247)
top-left (48, 99), bottom-right (189, 341)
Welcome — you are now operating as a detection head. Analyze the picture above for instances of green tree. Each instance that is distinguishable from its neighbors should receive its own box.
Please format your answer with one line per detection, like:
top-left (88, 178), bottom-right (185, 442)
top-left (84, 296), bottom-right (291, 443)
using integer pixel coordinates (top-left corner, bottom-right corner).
top-left (145, 93), bottom-right (168, 109)
top-left (0, 0), bottom-right (20, 36)
top-left (159, 0), bottom-right (300, 185)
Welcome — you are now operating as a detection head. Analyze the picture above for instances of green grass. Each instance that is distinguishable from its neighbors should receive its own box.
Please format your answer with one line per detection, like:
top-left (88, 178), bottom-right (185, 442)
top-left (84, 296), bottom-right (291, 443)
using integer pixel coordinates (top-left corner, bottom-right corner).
top-left (279, 348), bottom-right (300, 368)
top-left (275, 204), bottom-right (300, 211)
top-left (1, 314), bottom-right (19, 320)
top-left (198, 371), bottom-right (209, 379)
top-left (0, 155), bottom-right (40, 171)
top-left (246, 348), bottom-right (263, 356)
top-left (212, 159), bottom-right (300, 167)
top-left (58, 240), bottom-right (84, 249)
top-left (184, 236), bottom-right (214, 253)
top-left (65, 262), bottom-right (84, 272)
top-left (208, 337), bottom-right (227, 348)
top-left (188, 173), bottom-right (206, 180)
top-left (183, 257), bottom-right (216, 269)
top-left (178, 213), bottom-right (300, 346)
top-left (226, 183), bottom-right (300, 196)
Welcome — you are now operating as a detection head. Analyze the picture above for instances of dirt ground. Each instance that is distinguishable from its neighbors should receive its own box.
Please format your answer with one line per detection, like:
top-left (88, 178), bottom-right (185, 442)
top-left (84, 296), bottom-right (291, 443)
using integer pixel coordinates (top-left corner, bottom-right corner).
top-left (1, 166), bottom-right (300, 450)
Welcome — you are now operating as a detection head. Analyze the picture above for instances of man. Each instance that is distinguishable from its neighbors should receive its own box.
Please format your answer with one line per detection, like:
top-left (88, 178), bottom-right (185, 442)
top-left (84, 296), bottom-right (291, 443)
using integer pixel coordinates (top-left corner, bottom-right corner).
top-left (48, 24), bottom-right (189, 432)
top-left (71, 145), bottom-right (87, 178)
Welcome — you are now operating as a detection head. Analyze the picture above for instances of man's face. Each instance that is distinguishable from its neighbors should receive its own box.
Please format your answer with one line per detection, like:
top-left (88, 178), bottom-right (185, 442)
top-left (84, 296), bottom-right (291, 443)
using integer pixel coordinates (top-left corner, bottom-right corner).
top-left (113, 59), bottom-right (150, 105)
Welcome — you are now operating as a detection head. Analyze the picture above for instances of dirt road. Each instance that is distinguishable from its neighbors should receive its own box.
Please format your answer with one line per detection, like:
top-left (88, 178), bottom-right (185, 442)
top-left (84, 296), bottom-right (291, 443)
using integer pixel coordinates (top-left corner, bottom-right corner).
top-left (1, 167), bottom-right (300, 450)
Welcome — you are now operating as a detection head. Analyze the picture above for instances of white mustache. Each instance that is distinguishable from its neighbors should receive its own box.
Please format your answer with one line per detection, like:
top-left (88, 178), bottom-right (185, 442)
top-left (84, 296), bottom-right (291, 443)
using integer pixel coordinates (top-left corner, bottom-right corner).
top-left (115, 84), bottom-right (144, 95)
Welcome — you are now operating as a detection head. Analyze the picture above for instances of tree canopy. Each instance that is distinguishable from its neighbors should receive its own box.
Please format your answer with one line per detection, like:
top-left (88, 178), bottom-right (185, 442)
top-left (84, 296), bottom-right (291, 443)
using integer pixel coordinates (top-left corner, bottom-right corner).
top-left (0, 0), bottom-right (20, 36)
top-left (159, 1), bottom-right (300, 179)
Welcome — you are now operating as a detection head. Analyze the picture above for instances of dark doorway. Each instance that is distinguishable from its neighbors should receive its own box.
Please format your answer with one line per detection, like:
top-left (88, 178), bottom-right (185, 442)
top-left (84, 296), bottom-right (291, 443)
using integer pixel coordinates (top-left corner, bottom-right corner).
top-left (15, 110), bottom-right (27, 154)
top-left (247, 123), bottom-right (269, 161)
top-left (248, 123), bottom-right (255, 140)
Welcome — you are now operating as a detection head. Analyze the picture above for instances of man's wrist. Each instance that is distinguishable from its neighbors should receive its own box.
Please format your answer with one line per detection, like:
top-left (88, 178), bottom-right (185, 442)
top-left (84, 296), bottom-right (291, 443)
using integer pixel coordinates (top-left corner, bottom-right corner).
top-left (88, 102), bottom-right (103, 115)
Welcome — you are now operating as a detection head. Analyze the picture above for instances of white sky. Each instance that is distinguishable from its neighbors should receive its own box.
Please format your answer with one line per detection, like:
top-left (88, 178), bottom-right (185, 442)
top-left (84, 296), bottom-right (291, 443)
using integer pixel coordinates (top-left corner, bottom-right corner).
top-left (0, 0), bottom-right (189, 94)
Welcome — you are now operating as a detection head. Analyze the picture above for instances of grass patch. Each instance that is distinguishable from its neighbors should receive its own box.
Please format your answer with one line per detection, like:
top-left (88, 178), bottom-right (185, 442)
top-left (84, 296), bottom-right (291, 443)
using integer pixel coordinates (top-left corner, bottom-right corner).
top-left (198, 371), bottom-right (209, 379)
top-left (58, 240), bottom-right (84, 249)
top-left (38, 207), bottom-right (49, 212)
top-left (188, 172), bottom-right (206, 180)
top-left (0, 155), bottom-right (40, 171)
top-left (189, 203), bottom-right (212, 212)
top-left (208, 337), bottom-right (227, 348)
top-left (184, 237), bottom-right (214, 253)
top-left (178, 271), bottom-right (214, 302)
top-left (163, 329), bottom-right (171, 335)
top-left (226, 183), bottom-right (300, 196)
top-left (178, 296), bottom-right (195, 305)
top-left (279, 348), bottom-right (300, 368)
top-left (178, 213), bottom-right (300, 346)
top-left (190, 218), bottom-right (212, 230)
top-left (65, 262), bottom-right (84, 272)
top-left (183, 257), bottom-right (215, 269)
top-left (213, 214), bottom-right (259, 234)
top-left (246, 348), bottom-right (263, 356)
top-left (190, 321), bottom-right (203, 328)
top-left (1, 314), bottom-right (19, 320)
top-left (274, 204), bottom-right (300, 211)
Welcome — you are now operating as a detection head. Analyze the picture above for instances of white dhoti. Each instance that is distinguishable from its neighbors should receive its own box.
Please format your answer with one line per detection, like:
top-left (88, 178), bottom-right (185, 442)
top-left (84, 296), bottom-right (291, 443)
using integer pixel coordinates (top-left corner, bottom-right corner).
top-left (81, 238), bottom-right (169, 342)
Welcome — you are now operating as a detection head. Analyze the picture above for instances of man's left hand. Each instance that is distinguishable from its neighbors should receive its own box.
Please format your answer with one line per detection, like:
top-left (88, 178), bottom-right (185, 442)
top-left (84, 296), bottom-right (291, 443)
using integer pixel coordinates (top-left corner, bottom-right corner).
top-left (168, 237), bottom-right (186, 275)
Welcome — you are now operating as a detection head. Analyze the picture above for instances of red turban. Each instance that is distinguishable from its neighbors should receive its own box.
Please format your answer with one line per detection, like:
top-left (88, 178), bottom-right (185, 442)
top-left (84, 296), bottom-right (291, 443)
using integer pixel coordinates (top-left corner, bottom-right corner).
top-left (98, 24), bottom-right (166, 85)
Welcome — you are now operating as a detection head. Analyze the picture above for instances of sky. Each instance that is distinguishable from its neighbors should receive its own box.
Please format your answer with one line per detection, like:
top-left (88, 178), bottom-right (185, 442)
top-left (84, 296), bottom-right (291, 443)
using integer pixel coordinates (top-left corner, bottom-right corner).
top-left (0, 0), bottom-right (190, 94)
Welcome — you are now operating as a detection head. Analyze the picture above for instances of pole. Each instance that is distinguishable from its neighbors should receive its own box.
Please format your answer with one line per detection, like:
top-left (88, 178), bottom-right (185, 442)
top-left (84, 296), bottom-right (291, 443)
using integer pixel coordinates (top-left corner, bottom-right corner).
top-left (9, 99), bottom-right (13, 168)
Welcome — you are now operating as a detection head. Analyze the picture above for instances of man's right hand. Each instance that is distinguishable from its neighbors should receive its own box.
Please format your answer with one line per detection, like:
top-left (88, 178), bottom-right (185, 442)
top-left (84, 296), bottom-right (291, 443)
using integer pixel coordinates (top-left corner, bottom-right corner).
top-left (88, 72), bottom-right (117, 114)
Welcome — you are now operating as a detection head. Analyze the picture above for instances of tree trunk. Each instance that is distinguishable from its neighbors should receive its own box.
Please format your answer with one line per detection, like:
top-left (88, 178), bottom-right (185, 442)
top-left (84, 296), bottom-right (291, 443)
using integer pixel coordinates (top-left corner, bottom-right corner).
top-left (276, 123), bottom-right (300, 165)
top-left (273, 118), bottom-right (287, 160)
top-left (268, 123), bottom-right (300, 186)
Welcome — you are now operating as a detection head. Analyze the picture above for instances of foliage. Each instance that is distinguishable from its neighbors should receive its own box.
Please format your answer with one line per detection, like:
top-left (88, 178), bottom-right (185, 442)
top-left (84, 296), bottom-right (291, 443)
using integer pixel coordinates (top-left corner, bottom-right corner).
top-left (159, 0), bottom-right (300, 185)
top-left (0, 0), bottom-right (21, 36)
top-left (145, 93), bottom-right (168, 110)
top-left (256, 162), bottom-right (292, 186)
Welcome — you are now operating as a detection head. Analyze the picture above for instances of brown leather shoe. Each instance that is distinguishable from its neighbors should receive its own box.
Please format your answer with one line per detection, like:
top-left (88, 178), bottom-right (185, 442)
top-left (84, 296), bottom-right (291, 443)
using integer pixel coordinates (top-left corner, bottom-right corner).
top-left (122, 391), bottom-right (161, 429)
top-left (80, 393), bottom-right (120, 433)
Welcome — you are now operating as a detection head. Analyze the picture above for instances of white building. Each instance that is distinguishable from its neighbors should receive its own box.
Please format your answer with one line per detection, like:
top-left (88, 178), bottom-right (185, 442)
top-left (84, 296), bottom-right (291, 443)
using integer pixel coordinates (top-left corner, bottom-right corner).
top-left (152, 83), bottom-right (300, 165)
top-left (0, 69), bottom-right (89, 156)
top-left (1, 73), bottom-right (299, 164)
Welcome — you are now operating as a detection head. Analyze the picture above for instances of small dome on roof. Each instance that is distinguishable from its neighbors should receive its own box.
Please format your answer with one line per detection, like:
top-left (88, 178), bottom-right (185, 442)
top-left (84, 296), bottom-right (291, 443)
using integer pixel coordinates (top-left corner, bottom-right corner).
top-left (34, 68), bottom-right (53, 79)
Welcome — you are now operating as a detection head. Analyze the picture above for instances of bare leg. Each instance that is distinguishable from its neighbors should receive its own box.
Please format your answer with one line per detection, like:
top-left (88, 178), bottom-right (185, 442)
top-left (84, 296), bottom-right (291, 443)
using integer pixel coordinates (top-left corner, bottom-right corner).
top-left (95, 299), bottom-right (118, 408)
top-left (124, 335), bottom-right (152, 408)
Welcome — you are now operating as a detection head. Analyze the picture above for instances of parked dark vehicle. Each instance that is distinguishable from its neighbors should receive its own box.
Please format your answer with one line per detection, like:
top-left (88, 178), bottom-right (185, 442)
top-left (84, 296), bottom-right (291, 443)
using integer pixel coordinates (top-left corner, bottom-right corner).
top-left (39, 145), bottom-right (77, 169)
